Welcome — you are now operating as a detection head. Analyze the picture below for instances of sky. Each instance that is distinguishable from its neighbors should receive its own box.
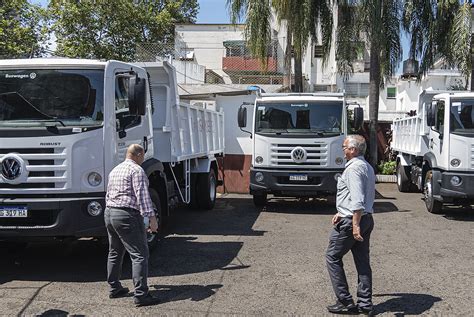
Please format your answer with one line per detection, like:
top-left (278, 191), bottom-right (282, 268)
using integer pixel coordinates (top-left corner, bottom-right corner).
top-left (197, 0), bottom-right (231, 23)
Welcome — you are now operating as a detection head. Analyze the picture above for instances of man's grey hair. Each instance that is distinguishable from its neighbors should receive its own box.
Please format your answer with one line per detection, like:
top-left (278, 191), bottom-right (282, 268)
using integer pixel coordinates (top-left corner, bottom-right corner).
top-left (346, 134), bottom-right (366, 155)
top-left (126, 144), bottom-right (144, 158)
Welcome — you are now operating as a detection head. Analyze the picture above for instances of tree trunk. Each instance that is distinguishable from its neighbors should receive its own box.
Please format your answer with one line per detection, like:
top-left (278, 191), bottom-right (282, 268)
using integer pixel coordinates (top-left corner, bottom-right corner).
top-left (368, 43), bottom-right (381, 170)
top-left (294, 50), bottom-right (303, 92)
top-left (283, 34), bottom-right (292, 91)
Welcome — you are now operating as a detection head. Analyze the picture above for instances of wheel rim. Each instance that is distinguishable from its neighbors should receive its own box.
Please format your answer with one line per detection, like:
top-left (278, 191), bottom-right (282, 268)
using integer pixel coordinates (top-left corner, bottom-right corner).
top-left (397, 167), bottom-right (402, 187)
top-left (209, 174), bottom-right (216, 202)
top-left (424, 173), bottom-right (433, 208)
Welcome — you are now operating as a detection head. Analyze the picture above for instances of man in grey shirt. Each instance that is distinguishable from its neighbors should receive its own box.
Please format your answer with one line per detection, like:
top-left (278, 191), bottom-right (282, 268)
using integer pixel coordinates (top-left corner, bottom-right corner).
top-left (326, 135), bottom-right (375, 316)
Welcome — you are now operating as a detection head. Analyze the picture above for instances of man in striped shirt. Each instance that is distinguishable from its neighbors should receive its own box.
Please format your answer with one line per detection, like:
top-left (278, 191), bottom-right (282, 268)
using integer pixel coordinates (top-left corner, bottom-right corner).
top-left (105, 144), bottom-right (160, 307)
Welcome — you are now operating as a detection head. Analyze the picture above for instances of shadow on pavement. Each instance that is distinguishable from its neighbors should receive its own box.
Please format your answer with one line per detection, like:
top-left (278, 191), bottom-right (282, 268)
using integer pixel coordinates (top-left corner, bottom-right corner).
top-left (374, 293), bottom-right (442, 315)
top-left (0, 196), bottom-right (259, 284)
top-left (442, 206), bottom-right (474, 221)
top-left (260, 197), bottom-right (338, 215)
top-left (151, 284), bottom-right (223, 302)
top-left (148, 236), bottom-right (249, 277)
top-left (166, 197), bottom-right (265, 236)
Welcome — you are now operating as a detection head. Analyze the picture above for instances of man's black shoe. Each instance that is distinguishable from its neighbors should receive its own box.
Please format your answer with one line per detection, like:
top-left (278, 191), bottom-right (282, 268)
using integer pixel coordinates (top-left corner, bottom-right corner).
top-left (134, 294), bottom-right (160, 307)
top-left (327, 300), bottom-right (359, 314)
top-left (359, 306), bottom-right (375, 316)
top-left (109, 287), bottom-right (130, 299)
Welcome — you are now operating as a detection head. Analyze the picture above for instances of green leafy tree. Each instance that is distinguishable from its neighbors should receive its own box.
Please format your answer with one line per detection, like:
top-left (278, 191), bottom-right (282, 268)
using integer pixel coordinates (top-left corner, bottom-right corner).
top-left (0, 0), bottom-right (48, 58)
top-left (336, 1), bottom-right (403, 168)
top-left (227, 0), bottom-right (333, 92)
top-left (49, 0), bottom-right (198, 61)
top-left (403, 1), bottom-right (472, 87)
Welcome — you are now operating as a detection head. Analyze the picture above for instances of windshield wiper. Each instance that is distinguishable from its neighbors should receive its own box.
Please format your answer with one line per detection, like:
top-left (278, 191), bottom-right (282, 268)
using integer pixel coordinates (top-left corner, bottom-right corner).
top-left (0, 91), bottom-right (65, 127)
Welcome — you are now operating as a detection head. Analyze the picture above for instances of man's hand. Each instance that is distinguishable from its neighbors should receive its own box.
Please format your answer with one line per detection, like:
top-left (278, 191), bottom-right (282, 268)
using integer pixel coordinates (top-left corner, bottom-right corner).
top-left (331, 213), bottom-right (341, 225)
top-left (353, 224), bottom-right (364, 242)
top-left (148, 216), bottom-right (158, 233)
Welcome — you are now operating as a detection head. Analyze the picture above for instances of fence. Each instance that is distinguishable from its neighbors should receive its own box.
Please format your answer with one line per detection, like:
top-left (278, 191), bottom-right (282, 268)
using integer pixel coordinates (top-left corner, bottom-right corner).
top-left (135, 41), bottom-right (289, 90)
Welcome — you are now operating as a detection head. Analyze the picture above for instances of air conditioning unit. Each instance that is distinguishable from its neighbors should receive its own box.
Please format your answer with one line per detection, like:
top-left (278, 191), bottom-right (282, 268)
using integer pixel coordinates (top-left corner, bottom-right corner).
top-left (190, 100), bottom-right (217, 111)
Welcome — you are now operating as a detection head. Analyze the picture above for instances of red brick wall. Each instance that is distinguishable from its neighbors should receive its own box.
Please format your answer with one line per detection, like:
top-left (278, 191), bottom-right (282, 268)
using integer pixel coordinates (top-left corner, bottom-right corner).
top-left (217, 154), bottom-right (251, 194)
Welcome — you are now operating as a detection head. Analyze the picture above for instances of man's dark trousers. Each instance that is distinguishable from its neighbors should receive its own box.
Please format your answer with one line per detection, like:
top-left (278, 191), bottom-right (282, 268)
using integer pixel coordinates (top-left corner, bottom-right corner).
top-left (105, 207), bottom-right (149, 299)
top-left (326, 214), bottom-right (374, 309)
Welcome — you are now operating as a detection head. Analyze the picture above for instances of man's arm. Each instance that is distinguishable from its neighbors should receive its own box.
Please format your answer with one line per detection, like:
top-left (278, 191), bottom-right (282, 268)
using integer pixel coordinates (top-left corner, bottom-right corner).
top-left (352, 210), bottom-right (364, 241)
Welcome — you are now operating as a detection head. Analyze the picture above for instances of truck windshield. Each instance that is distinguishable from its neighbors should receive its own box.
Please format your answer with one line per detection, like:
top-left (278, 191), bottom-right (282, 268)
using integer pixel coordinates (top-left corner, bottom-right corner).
top-left (450, 98), bottom-right (474, 135)
top-left (255, 101), bottom-right (343, 136)
top-left (0, 69), bottom-right (104, 128)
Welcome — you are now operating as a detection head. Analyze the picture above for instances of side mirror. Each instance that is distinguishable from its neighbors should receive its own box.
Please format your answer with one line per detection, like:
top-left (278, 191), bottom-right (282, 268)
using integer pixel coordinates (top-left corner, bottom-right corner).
top-left (238, 106), bottom-right (247, 128)
top-left (353, 107), bottom-right (364, 130)
top-left (426, 102), bottom-right (436, 127)
top-left (128, 75), bottom-right (147, 116)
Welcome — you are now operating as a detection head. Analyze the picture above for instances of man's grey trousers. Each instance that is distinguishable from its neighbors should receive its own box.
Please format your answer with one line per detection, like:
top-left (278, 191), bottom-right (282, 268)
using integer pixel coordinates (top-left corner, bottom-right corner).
top-left (326, 214), bottom-right (374, 309)
top-left (105, 207), bottom-right (149, 299)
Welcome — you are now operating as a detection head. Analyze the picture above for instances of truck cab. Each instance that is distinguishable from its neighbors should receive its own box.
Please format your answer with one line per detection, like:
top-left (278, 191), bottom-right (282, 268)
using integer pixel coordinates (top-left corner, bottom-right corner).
top-left (392, 91), bottom-right (474, 213)
top-left (238, 92), bottom-right (363, 206)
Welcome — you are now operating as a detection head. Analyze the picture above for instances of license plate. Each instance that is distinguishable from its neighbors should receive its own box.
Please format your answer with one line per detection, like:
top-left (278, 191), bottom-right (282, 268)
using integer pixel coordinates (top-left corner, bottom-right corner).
top-left (0, 206), bottom-right (28, 218)
top-left (289, 174), bottom-right (308, 181)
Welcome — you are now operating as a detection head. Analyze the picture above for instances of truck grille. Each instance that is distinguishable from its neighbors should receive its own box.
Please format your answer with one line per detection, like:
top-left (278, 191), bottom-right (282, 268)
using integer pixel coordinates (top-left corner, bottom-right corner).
top-left (471, 144), bottom-right (474, 169)
top-left (270, 143), bottom-right (328, 167)
top-left (0, 148), bottom-right (67, 190)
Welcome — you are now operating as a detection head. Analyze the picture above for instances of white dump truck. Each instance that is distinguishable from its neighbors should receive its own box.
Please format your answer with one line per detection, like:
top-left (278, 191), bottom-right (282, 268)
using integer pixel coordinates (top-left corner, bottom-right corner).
top-left (0, 58), bottom-right (224, 248)
top-left (392, 90), bottom-right (474, 213)
top-left (238, 92), bottom-right (363, 206)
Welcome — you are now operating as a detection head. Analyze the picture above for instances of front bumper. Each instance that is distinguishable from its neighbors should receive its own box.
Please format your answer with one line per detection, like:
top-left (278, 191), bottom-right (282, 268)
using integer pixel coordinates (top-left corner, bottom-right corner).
top-left (0, 195), bottom-right (107, 238)
top-left (250, 168), bottom-right (343, 197)
top-left (439, 171), bottom-right (474, 200)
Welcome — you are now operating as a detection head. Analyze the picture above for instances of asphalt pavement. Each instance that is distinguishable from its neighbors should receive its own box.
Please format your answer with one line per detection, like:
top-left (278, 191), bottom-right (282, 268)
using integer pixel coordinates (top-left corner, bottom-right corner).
top-left (1, 183), bottom-right (473, 316)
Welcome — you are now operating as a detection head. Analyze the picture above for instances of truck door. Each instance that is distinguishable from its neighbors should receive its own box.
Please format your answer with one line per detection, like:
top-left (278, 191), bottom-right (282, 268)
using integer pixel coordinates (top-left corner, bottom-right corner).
top-left (114, 73), bottom-right (151, 161)
top-left (430, 99), bottom-right (448, 165)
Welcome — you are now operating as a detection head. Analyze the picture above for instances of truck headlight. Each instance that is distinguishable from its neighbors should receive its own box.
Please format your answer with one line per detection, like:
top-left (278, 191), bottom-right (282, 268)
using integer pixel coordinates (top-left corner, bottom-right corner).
top-left (255, 172), bottom-right (264, 183)
top-left (335, 157), bottom-right (344, 165)
top-left (450, 159), bottom-right (461, 167)
top-left (255, 156), bottom-right (263, 164)
top-left (88, 172), bottom-right (102, 186)
top-left (450, 176), bottom-right (462, 187)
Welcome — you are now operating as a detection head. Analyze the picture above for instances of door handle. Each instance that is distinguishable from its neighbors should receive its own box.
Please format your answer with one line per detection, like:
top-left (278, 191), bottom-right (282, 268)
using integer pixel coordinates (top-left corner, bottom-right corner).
top-left (143, 136), bottom-right (148, 153)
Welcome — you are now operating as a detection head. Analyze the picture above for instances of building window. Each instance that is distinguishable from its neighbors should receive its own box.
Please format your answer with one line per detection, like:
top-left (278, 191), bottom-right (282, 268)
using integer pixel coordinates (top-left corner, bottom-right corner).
top-left (345, 83), bottom-right (369, 98)
top-left (387, 87), bottom-right (396, 99)
top-left (314, 45), bottom-right (323, 58)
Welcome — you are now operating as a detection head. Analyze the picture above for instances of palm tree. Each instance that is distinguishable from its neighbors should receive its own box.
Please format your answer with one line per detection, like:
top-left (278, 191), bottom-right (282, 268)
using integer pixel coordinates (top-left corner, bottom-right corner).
top-left (403, 1), bottom-right (472, 88)
top-left (336, 0), bottom-right (403, 168)
top-left (226, 0), bottom-right (333, 92)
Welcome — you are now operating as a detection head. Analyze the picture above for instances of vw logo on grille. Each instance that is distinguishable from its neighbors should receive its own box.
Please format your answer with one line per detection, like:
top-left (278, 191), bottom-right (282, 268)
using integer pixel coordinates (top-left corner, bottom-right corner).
top-left (291, 147), bottom-right (307, 163)
top-left (1, 155), bottom-right (23, 180)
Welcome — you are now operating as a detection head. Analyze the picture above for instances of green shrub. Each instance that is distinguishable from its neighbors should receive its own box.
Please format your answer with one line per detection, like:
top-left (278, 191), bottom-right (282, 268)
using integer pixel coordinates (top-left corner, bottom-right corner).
top-left (377, 160), bottom-right (396, 175)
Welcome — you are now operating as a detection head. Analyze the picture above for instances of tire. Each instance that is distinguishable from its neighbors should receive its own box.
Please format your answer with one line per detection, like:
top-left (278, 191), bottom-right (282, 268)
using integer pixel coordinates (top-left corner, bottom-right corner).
top-left (147, 188), bottom-right (162, 251)
top-left (424, 170), bottom-right (443, 214)
top-left (253, 193), bottom-right (267, 207)
top-left (196, 169), bottom-right (217, 210)
top-left (189, 174), bottom-right (200, 209)
top-left (396, 162), bottom-right (412, 192)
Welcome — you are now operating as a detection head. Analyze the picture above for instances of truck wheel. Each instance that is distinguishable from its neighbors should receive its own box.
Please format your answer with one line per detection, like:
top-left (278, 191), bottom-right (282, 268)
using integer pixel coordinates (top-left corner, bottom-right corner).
top-left (253, 193), bottom-right (267, 207)
top-left (147, 188), bottom-right (162, 251)
top-left (197, 169), bottom-right (217, 210)
top-left (396, 162), bottom-right (412, 192)
top-left (424, 170), bottom-right (443, 214)
top-left (189, 174), bottom-right (199, 209)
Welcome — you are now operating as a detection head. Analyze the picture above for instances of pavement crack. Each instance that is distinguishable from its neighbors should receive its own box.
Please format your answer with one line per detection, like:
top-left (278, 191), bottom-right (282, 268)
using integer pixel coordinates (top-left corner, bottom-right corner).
top-left (16, 281), bottom-right (53, 317)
